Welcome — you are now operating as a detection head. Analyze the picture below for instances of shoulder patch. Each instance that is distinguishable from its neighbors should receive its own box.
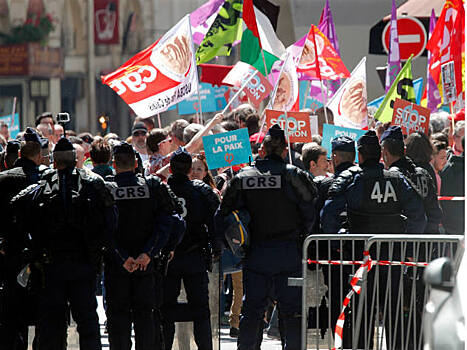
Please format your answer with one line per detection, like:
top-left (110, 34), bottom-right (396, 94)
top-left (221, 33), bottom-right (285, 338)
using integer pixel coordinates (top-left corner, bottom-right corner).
top-left (112, 185), bottom-right (150, 200)
top-left (241, 175), bottom-right (281, 189)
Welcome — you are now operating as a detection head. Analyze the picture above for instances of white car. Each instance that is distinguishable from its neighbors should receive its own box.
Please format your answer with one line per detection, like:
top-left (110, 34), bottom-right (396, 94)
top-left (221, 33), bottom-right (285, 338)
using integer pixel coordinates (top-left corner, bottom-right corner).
top-left (423, 239), bottom-right (465, 350)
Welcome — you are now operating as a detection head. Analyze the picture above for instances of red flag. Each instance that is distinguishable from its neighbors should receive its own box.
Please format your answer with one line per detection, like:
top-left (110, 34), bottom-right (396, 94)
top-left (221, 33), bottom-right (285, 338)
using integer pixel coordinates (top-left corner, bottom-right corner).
top-left (426, 0), bottom-right (464, 95)
top-left (200, 64), bottom-right (233, 86)
top-left (297, 25), bottom-right (350, 81)
top-left (243, 0), bottom-right (261, 44)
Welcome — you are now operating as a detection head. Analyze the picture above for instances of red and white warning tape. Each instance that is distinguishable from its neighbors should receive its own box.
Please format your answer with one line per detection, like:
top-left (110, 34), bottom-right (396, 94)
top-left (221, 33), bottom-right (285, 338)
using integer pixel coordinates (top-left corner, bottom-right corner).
top-left (307, 259), bottom-right (429, 268)
top-left (330, 250), bottom-right (372, 350)
top-left (309, 252), bottom-right (428, 350)
top-left (438, 196), bottom-right (465, 201)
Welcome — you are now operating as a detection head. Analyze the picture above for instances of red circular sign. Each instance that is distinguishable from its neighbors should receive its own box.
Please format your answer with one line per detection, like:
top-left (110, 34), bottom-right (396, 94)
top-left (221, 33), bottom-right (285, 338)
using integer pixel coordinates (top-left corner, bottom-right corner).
top-left (382, 16), bottom-right (427, 60)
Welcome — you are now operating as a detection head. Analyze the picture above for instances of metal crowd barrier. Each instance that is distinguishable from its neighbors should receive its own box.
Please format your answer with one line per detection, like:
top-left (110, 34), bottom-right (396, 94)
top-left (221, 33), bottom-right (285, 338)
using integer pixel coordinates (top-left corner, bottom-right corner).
top-left (299, 234), bottom-right (463, 350)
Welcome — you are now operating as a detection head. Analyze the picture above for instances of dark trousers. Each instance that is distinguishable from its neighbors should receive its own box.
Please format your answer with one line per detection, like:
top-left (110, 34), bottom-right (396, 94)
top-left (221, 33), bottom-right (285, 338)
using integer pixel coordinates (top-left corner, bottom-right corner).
top-left (153, 271), bottom-right (165, 350)
top-left (37, 260), bottom-right (101, 350)
top-left (238, 241), bottom-right (302, 350)
top-left (0, 274), bottom-right (31, 350)
top-left (105, 265), bottom-right (156, 350)
top-left (162, 250), bottom-right (212, 350)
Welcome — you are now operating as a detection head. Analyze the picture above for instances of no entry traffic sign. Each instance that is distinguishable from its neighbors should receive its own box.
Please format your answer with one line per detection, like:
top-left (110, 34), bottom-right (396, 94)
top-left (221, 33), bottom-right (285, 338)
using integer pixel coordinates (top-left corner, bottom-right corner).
top-left (382, 16), bottom-right (427, 60)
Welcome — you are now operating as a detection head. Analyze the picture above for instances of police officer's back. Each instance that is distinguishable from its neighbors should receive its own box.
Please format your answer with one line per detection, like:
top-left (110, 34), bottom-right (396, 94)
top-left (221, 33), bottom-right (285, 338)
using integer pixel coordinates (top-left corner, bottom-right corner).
top-left (104, 142), bottom-right (177, 350)
top-left (0, 128), bottom-right (49, 350)
top-left (380, 126), bottom-right (442, 233)
top-left (321, 131), bottom-right (426, 349)
top-left (313, 136), bottom-right (356, 234)
top-left (162, 148), bottom-right (220, 350)
top-left (217, 125), bottom-right (317, 350)
top-left (12, 137), bottom-right (115, 350)
top-left (321, 130), bottom-right (426, 234)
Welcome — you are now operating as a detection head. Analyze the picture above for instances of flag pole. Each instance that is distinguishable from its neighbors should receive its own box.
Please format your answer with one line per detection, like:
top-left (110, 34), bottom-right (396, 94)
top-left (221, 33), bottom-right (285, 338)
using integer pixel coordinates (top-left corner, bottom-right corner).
top-left (157, 114), bottom-right (162, 128)
top-left (196, 88), bottom-right (204, 124)
top-left (255, 53), bottom-right (289, 144)
top-left (319, 80), bottom-right (329, 124)
top-left (311, 26), bottom-right (329, 124)
top-left (302, 80), bottom-right (311, 109)
top-left (189, 18), bottom-right (204, 125)
top-left (284, 108), bottom-right (293, 165)
top-left (222, 71), bottom-right (259, 114)
top-left (261, 48), bottom-right (275, 86)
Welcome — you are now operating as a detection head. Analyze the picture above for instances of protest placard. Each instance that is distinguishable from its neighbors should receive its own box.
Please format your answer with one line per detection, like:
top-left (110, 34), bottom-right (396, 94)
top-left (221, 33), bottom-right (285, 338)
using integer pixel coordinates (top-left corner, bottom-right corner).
top-left (391, 98), bottom-right (430, 135)
top-left (322, 123), bottom-right (366, 161)
top-left (265, 109), bottom-right (313, 143)
top-left (441, 61), bottom-right (457, 104)
top-left (202, 128), bottom-right (252, 169)
top-left (178, 83), bottom-right (228, 115)
top-left (0, 113), bottom-right (20, 139)
top-left (222, 62), bottom-right (272, 109)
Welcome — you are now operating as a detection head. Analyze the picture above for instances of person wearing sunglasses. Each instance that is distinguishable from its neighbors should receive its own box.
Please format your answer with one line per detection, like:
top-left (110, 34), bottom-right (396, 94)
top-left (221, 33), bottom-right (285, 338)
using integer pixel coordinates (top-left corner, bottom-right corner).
top-left (146, 128), bottom-right (172, 176)
top-left (131, 122), bottom-right (149, 167)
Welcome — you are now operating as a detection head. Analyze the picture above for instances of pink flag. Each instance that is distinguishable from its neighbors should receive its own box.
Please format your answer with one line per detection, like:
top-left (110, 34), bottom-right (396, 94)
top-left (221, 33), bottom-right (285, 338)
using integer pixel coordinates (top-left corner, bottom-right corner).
top-left (385, 0), bottom-right (401, 93)
top-left (425, 9), bottom-right (442, 111)
top-left (318, 0), bottom-right (342, 96)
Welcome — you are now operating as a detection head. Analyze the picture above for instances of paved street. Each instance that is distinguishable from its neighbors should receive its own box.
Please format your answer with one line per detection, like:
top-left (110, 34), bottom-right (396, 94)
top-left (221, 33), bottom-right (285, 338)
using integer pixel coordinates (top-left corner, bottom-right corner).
top-left (27, 296), bottom-right (285, 350)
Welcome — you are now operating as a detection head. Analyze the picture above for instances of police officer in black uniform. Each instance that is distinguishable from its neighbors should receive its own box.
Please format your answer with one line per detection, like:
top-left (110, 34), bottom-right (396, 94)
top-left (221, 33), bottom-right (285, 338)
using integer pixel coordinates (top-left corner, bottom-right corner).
top-left (380, 126), bottom-right (442, 233)
top-left (321, 130), bottom-right (426, 349)
top-left (313, 136), bottom-right (356, 233)
top-left (0, 128), bottom-right (49, 350)
top-left (321, 130), bottom-right (426, 234)
top-left (12, 137), bottom-right (116, 350)
top-left (311, 136), bottom-right (356, 345)
top-left (104, 142), bottom-right (178, 350)
top-left (217, 125), bottom-right (317, 350)
top-left (380, 126), bottom-right (442, 348)
top-left (162, 147), bottom-right (220, 350)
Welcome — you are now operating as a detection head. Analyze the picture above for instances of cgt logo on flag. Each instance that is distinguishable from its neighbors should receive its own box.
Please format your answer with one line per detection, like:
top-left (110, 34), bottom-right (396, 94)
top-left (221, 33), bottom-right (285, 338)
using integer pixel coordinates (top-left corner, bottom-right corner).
top-left (101, 15), bottom-right (197, 117)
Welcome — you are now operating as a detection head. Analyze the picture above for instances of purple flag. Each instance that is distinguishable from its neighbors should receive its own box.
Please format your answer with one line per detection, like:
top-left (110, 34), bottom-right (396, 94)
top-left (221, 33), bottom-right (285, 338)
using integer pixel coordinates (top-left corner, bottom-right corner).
top-left (190, 0), bottom-right (225, 45)
top-left (385, 0), bottom-right (401, 92)
top-left (318, 0), bottom-right (340, 55)
top-left (318, 0), bottom-right (341, 96)
top-left (426, 8), bottom-right (442, 111)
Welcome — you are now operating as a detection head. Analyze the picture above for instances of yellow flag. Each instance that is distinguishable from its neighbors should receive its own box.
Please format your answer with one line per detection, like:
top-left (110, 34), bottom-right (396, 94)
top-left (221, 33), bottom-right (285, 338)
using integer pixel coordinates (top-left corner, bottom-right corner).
top-left (375, 55), bottom-right (416, 123)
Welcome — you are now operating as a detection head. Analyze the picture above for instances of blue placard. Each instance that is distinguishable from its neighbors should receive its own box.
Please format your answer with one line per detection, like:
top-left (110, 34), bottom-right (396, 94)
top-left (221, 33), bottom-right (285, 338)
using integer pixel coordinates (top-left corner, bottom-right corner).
top-left (202, 128), bottom-right (252, 170)
top-left (322, 124), bottom-right (366, 162)
top-left (413, 77), bottom-right (423, 105)
top-left (0, 113), bottom-right (20, 139)
top-left (368, 95), bottom-right (385, 109)
top-left (178, 83), bottom-right (228, 115)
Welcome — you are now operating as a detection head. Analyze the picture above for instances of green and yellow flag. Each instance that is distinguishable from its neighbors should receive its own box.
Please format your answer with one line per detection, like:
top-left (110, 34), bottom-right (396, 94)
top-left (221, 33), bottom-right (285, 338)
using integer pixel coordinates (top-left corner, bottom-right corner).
top-left (196, 0), bottom-right (243, 65)
top-left (374, 55), bottom-right (416, 123)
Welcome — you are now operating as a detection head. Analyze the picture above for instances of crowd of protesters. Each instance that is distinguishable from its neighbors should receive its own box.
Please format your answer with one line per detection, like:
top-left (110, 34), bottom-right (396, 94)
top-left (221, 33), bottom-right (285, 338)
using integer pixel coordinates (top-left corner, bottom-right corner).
top-left (0, 104), bottom-right (464, 350)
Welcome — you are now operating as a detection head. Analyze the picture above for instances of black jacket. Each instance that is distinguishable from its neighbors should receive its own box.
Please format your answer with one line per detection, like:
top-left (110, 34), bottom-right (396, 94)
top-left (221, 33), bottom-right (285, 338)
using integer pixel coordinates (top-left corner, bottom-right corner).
top-left (218, 154), bottom-right (317, 244)
top-left (105, 172), bottom-right (178, 264)
top-left (167, 173), bottom-right (220, 255)
top-left (440, 153), bottom-right (465, 233)
top-left (390, 156), bottom-right (442, 233)
top-left (0, 158), bottom-right (50, 254)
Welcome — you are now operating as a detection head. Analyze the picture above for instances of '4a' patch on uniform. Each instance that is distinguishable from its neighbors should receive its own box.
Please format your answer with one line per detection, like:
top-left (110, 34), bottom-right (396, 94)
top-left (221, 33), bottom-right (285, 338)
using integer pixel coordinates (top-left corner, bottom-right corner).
top-left (112, 185), bottom-right (150, 200)
top-left (241, 175), bottom-right (281, 189)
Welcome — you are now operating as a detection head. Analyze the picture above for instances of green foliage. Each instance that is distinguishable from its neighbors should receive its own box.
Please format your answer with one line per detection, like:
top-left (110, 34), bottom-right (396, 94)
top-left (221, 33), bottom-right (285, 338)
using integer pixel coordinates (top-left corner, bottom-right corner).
top-left (0, 14), bottom-right (55, 45)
